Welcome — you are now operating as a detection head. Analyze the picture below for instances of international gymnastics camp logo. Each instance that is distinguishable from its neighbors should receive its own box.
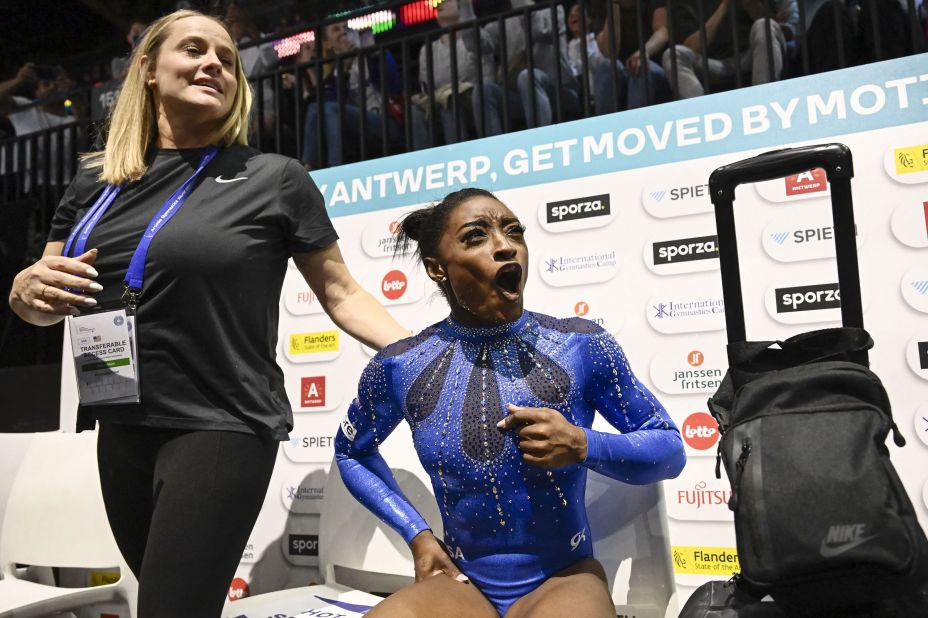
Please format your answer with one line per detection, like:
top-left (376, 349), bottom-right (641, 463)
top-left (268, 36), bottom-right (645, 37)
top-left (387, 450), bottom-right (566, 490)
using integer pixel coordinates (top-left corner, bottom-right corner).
top-left (646, 287), bottom-right (725, 334)
top-left (538, 244), bottom-right (619, 288)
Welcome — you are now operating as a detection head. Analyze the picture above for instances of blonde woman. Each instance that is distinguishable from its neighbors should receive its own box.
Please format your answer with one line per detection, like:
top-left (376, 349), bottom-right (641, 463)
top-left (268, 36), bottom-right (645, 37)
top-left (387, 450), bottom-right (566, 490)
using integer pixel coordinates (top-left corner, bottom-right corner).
top-left (9, 10), bottom-right (408, 617)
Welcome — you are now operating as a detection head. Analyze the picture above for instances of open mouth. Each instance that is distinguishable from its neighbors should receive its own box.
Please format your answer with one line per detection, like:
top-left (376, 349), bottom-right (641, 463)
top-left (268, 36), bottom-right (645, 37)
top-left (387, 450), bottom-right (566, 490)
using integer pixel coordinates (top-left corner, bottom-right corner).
top-left (494, 263), bottom-right (523, 301)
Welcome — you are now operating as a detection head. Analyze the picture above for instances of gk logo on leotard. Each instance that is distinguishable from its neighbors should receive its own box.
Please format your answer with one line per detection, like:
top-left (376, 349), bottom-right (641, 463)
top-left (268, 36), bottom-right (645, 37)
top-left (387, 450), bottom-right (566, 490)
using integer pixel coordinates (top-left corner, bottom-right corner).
top-left (341, 416), bottom-right (357, 442)
top-left (570, 528), bottom-right (587, 551)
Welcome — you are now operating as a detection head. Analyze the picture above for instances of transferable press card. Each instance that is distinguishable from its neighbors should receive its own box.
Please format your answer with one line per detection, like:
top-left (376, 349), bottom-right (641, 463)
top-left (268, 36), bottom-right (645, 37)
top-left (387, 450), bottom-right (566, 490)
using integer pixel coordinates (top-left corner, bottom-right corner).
top-left (68, 307), bottom-right (139, 405)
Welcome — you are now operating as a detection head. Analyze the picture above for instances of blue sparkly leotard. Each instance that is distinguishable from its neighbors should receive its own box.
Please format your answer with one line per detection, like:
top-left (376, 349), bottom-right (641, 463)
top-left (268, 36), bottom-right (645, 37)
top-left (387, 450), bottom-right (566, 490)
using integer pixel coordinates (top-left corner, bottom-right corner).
top-left (334, 311), bottom-right (685, 616)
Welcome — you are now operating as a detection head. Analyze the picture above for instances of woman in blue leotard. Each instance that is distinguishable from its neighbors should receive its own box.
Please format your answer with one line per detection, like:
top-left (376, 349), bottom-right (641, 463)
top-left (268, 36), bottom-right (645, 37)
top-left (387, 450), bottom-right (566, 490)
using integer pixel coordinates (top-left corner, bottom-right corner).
top-left (334, 188), bottom-right (686, 617)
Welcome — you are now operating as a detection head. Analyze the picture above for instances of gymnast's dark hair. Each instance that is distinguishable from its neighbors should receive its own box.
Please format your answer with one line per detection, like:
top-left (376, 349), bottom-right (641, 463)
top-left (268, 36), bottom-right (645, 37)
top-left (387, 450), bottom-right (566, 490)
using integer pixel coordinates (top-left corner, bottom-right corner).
top-left (395, 187), bottom-right (499, 264)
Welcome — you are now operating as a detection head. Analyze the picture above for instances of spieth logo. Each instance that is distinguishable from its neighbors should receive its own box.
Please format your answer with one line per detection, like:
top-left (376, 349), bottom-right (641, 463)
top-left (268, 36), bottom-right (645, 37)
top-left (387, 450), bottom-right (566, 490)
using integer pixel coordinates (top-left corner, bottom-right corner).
top-left (682, 412), bottom-right (720, 451)
top-left (382, 270), bottom-right (408, 300)
top-left (785, 168), bottom-right (827, 196)
top-left (545, 194), bottom-right (610, 223)
top-left (776, 283), bottom-right (841, 313)
top-left (762, 219), bottom-right (863, 263)
top-left (289, 534), bottom-right (319, 556)
top-left (642, 176), bottom-right (714, 218)
top-left (300, 376), bottom-right (325, 408)
top-left (902, 268), bottom-right (928, 313)
top-left (652, 235), bottom-right (719, 265)
top-left (227, 577), bottom-right (249, 601)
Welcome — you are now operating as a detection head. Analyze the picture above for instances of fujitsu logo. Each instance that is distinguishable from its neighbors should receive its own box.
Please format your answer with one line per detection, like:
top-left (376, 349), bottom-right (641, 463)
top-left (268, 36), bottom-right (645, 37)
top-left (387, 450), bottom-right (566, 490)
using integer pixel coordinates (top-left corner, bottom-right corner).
top-left (819, 523), bottom-right (877, 558)
top-left (676, 481), bottom-right (731, 509)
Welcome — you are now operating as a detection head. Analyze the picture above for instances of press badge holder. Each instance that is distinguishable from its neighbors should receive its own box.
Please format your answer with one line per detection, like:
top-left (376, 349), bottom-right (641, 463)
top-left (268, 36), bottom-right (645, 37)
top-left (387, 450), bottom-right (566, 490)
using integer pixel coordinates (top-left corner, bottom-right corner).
top-left (62, 146), bottom-right (218, 408)
top-left (68, 296), bottom-right (140, 405)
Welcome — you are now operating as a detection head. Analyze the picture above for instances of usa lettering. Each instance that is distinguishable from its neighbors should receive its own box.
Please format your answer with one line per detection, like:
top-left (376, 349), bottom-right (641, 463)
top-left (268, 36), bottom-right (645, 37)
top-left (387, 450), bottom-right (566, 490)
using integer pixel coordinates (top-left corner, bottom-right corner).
top-left (302, 610), bottom-right (347, 617)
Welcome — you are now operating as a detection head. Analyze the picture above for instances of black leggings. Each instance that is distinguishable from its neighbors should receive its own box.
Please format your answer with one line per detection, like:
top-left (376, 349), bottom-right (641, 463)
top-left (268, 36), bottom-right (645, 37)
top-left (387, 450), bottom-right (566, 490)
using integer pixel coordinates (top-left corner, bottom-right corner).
top-left (97, 422), bottom-right (278, 618)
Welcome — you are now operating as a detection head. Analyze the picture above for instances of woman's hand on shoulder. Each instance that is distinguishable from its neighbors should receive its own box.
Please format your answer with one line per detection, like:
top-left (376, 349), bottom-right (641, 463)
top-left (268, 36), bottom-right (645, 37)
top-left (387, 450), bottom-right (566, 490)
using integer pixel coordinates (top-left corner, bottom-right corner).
top-left (497, 404), bottom-right (588, 468)
top-left (10, 246), bottom-right (101, 325)
top-left (409, 530), bottom-right (469, 584)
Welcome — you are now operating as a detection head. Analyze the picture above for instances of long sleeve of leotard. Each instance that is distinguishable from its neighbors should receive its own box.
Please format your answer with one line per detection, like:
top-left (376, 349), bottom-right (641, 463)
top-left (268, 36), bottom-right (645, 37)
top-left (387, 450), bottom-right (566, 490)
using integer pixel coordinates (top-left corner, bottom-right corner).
top-left (334, 355), bottom-right (430, 544)
top-left (580, 331), bottom-right (686, 484)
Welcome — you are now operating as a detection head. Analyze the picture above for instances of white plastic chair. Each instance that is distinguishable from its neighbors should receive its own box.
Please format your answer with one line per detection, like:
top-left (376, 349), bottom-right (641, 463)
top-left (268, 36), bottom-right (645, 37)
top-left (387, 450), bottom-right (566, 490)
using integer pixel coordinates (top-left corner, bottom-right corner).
top-left (221, 459), bottom-right (437, 617)
top-left (0, 431), bottom-right (137, 618)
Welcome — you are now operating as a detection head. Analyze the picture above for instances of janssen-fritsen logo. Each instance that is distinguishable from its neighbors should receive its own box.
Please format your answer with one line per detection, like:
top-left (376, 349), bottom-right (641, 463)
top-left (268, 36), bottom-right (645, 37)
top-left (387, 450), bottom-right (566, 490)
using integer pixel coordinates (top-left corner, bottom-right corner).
top-left (381, 269), bottom-right (408, 301)
top-left (362, 214), bottom-right (413, 258)
top-left (545, 193), bottom-right (611, 223)
top-left (300, 376), bottom-right (325, 408)
top-left (650, 347), bottom-right (725, 395)
top-left (776, 283), bottom-right (841, 313)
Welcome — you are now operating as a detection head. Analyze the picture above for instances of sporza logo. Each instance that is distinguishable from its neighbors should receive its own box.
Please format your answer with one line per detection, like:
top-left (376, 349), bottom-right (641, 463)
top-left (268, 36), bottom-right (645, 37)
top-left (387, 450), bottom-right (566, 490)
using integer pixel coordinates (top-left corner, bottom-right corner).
top-left (545, 194), bottom-right (610, 223)
top-left (820, 524), bottom-right (876, 558)
top-left (289, 534), bottom-right (319, 556)
top-left (776, 283), bottom-right (841, 313)
top-left (647, 233), bottom-right (720, 274)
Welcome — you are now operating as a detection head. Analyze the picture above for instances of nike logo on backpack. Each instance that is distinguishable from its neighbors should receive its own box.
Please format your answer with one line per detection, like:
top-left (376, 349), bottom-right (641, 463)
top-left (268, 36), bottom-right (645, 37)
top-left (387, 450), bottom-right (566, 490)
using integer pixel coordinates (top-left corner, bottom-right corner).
top-left (215, 175), bottom-right (248, 183)
top-left (819, 523), bottom-right (877, 558)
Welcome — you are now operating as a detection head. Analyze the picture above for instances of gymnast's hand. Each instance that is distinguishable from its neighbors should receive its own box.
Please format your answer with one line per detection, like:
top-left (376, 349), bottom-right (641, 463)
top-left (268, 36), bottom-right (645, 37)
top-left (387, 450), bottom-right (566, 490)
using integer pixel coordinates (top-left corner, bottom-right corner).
top-left (409, 530), bottom-right (469, 584)
top-left (498, 404), bottom-right (588, 468)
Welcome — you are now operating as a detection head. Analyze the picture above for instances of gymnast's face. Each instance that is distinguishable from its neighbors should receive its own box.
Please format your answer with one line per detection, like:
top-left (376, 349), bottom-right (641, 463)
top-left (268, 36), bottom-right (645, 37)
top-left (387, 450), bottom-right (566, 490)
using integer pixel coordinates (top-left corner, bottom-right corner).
top-left (426, 196), bottom-right (528, 326)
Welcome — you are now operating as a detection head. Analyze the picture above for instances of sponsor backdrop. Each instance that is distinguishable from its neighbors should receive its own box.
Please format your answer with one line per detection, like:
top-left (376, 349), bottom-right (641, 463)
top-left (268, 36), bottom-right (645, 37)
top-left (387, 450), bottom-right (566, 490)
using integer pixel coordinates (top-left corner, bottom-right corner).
top-left (53, 54), bottom-right (928, 615)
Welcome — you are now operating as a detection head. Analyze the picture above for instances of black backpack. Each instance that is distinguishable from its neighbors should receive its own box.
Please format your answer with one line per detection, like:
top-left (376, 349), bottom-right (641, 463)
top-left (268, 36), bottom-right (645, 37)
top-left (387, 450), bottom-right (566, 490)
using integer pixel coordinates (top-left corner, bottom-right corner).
top-left (705, 145), bottom-right (928, 613)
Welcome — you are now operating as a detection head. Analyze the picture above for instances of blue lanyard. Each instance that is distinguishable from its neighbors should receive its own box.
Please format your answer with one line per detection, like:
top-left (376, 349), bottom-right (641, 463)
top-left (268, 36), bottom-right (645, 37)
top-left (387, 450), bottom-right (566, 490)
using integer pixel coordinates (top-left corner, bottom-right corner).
top-left (64, 146), bottom-right (218, 300)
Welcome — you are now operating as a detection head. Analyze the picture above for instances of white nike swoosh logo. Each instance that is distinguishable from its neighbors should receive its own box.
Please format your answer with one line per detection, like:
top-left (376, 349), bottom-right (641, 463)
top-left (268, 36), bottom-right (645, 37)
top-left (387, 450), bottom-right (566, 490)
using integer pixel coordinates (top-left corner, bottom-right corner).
top-left (819, 535), bottom-right (877, 558)
top-left (215, 175), bottom-right (248, 183)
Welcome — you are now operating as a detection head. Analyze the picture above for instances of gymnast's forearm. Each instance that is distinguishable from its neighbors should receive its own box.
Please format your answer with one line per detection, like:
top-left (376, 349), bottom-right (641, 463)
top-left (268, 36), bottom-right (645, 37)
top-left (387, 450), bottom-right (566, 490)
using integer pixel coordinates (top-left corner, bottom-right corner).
top-left (582, 426), bottom-right (686, 484)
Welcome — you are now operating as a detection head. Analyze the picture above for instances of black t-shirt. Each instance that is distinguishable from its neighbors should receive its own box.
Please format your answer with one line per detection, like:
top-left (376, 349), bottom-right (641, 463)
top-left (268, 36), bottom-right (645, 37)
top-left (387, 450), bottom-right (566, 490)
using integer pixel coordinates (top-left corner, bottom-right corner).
top-left (49, 144), bottom-right (338, 440)
top-left (590, 0), bottom-right (666, 61)
top-left (668, 0), bottom-right (760, 58)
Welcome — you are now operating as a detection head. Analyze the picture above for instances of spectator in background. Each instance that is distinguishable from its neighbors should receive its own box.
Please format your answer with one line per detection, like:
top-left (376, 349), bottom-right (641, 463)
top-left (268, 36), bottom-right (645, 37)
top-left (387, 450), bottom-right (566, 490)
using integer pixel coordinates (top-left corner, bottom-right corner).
top-left (110, 19), bottom-right (148, 81)
top-left (484, 0), bottom-right (580, 128)
top-left (302, 22), bottom-right (403, 168)
top-left (590, 0), bottom-right (673, 114)
top-left (226, 1), bottom-right (280, 145)
top-left (413, 0), bottom-right (498, 145)
top-left (662, 0), bottom-right (798, 98)
top-left (0, 63), bottom-right (76, 193)
top-left (566, 2), bottom-right (605, 95)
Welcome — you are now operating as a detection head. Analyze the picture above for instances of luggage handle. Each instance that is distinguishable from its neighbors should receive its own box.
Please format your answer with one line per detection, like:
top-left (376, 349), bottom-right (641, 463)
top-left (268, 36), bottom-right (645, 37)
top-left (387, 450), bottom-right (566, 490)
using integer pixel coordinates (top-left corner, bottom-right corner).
top-left (709, 144), bottom-right (865, 347)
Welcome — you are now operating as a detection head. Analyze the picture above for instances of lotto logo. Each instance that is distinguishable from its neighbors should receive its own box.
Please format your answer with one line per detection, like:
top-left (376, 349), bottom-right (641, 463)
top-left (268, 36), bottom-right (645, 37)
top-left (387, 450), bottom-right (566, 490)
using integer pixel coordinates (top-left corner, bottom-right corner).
top-left (687, 351), bottom-right (704, 366)
top-left (682, 412), bottom-right (719, 450)
top-left (382, 270), bottom-right (408, 300)
top-left (574, 301), bottom-right (589, 316)
top-left (228, 577), bottom-right (249, 601)
top-left (785, 169), bottom-right (827, 195)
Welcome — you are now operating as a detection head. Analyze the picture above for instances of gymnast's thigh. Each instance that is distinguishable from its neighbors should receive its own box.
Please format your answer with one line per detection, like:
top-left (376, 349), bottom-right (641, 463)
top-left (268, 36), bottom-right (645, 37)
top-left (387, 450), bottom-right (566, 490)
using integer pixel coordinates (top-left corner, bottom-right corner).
top-left (367, 574), bottom-right (500, 618)
top-left (503, 557), bottom-right (614, 618)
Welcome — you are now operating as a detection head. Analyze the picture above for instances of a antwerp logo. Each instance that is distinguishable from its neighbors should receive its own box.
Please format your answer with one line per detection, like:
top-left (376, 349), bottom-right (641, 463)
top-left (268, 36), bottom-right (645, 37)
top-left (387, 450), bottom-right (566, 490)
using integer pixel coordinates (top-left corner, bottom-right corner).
top-left (300, 376), bottom-right (325, 408)
top-left (819, 524), bottom-right (877, 558)
top-left (785, 168), bottom-right (827, 196)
